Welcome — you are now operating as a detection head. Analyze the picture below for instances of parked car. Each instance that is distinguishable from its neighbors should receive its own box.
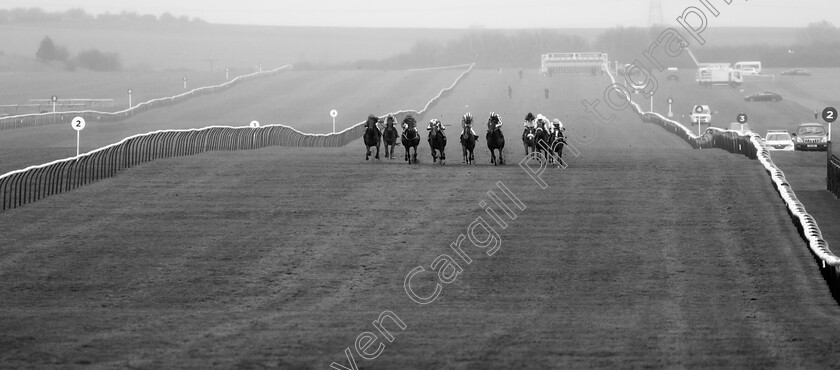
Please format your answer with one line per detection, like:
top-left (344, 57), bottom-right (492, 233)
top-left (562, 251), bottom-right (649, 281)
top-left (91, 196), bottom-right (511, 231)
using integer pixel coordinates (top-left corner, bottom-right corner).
top-left (791, 122), bottom-right (828, 151)
top-left (745, 91), bottom-right (783, 102)
top-left (763, 130), bottom-right (794, 151)
top-left (690, 105), bottom-right (712, 125)
top-left (780, 68), bottom-right (812, 76)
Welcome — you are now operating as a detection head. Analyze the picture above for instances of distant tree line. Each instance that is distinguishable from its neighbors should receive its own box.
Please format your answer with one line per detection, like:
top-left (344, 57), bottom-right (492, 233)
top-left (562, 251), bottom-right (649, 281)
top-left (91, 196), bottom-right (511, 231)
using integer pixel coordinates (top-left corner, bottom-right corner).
top-left (36, 36), bottom-right (121, 71)
top-left (344, 21), bottom-right (840, 70)
top-left (0, 7), bottom-right (205, 24)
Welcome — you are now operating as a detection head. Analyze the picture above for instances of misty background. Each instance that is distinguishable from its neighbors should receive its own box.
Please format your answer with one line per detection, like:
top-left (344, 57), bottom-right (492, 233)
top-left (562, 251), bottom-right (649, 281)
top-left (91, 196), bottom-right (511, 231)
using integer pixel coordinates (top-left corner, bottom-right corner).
top-left (0, 3), bottom-right (837, 72)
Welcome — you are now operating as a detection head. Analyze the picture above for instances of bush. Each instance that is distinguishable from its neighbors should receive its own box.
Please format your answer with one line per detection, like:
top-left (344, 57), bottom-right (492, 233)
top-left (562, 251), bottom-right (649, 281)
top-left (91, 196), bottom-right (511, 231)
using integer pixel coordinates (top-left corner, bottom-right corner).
top-left (73, 49), bottom-right (121, 71)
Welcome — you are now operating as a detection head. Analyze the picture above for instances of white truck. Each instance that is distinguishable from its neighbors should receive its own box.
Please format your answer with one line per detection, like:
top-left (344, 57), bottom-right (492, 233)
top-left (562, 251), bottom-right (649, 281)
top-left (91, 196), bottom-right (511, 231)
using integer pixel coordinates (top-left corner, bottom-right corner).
top-left (696, 63), bottom-right (743, 87)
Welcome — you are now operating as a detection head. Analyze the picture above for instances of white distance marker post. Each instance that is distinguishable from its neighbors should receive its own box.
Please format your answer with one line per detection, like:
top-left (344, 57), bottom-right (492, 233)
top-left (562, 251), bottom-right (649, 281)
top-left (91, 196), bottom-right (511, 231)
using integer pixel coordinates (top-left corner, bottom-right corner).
top-left (330, 109), bottom-right (338, 133)
top-left (650, 92), bottom-right (653, 113)
top-left (127, 89), bottom-right (133, 109)
top-left (183, 76), bottom-right (188, 90)
top-left (823, 107), bottom-right (837, 144)
top-left (694, 105), bottom-right (704, 137)
top-left (667, 97), bottom-right (674, 118)
top-left (737, 113), bottom-right (748, 134)
top-left (71, 116), bottom-right (85, 156)
top-left (51, 95), bottom-right (57, 112)
top-left (225, 67), bottom-right (230, 80)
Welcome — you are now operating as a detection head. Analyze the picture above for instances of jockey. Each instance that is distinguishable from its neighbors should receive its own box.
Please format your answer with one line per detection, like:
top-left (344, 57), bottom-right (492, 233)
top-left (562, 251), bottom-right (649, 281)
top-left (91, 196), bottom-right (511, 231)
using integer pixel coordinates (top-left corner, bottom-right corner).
top-left (384, 114), bottom-right (396, 128)
top-left (366, 114), bottom-right (382, 132)
top-left (461, 113), bottom-right (478, 140)
top-left (427, 118), bottom-right (445, 137)
top-left (490, 112), bottom-right (503, 128)
top-left (551, 118), bottom-right (564, 134)
top-left (535, 114), bottom-right (549, 132)
top-left (402, 114), bottom-right (417, 131)
top-left (523, 112), bottom-right (536, 129)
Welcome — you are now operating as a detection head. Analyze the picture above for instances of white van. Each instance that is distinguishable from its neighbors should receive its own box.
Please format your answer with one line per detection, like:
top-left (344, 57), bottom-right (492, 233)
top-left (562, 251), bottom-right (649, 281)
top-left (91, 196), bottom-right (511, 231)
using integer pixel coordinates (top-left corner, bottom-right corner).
top-left (734, 61), bottom-right (762, 75)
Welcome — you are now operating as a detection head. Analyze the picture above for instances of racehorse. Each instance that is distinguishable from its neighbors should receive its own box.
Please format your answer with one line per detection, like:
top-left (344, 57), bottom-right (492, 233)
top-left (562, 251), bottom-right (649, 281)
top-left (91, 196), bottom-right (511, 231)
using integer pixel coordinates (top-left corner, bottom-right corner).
top-left (534, 118), bottom-right (550, 159)
top-left (382, 114), bottom-right (398, 159)
top-left (428, 119), bottom-right (447, 165)
top-left (363, 114), bottom-right (382, 161)
top-left (401, 114), bottom-right (420, 164)
top-left (522, 126), bottom-right (536, 155)
top-left (486, 112), bottom-right (505, 165)
top-left (460, 113), bottom-right (477, 164)
top-left (548, 121), bottom-right (567, 164)
top-left (522, 112), bottom-right (536, 155)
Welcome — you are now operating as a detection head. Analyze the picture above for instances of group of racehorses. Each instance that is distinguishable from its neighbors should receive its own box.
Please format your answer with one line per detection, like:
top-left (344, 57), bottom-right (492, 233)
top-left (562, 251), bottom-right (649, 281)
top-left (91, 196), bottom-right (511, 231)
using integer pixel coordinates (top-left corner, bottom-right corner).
top-left (363, 112), bottom-right (565, 166)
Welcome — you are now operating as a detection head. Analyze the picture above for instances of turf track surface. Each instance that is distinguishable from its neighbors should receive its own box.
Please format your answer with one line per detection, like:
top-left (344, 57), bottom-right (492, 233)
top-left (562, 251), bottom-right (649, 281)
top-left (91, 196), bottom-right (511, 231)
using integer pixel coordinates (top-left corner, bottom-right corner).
top-left (2, 71), bottom-right (840, 368)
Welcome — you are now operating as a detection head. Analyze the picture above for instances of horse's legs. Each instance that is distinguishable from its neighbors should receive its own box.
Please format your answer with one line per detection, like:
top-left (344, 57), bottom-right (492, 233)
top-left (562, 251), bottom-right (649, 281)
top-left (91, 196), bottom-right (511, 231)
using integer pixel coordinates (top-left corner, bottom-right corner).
top-left (375, 144), bottom-right (380, 160)
top-left (498, 149), bottom-right (504, 165)
top-left (366, 145), bottom-right (370, 161)
top-left (462, 145), bottom-right (467, 163)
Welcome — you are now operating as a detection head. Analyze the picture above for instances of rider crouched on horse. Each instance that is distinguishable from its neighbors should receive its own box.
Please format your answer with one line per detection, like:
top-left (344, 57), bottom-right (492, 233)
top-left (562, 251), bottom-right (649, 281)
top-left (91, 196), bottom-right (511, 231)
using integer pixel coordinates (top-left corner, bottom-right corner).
top-left (534, 114), bottom-right (549, 133)
top-left (384, 114), bottom-right (397, 129)
top-left (487, 112), bottom-right (503, 140)
top-left (522, 112), bottom-right (536, 140)
top-left (427, 118), bottom-right (445, 139)
top-left (461, 113), bottom-right (479, 141)
top-left (402, 114), bottom-right (417, 132)
top-left (551, 118), bottom-right (567, 141)
top-left (365, 114), bottom-right (383, 132)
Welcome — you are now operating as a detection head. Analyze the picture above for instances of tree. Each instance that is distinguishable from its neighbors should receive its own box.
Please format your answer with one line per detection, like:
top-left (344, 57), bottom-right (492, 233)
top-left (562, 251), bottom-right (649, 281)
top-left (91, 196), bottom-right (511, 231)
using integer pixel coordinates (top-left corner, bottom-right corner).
top-left (35, 36), bottom-right (69, 62)
top-left (799, 21), bottom-right (839, 45)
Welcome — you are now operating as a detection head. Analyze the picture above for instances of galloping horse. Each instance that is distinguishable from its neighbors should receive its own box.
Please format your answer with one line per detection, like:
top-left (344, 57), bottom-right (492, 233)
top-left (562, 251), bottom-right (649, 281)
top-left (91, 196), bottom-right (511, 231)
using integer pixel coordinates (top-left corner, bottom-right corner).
top-left (401, 114), bottom-right (420, 164)
top-left (548, 119), bottom-right (568, 164)
top-left (522, 112), bottom-right (536, 155)
top-left (382, 114), bottom-right (399, 159)
top-left (363, 114), bottom-right (382, 161)
top-left (522, 126), bottom-right (536, 155)
top-left (534, 116), bottom-right (551, 159)
top-left (428, 119), bottom-right (447, 165)
top-left (460, 113), bottom-right (477, 164)
top-left (486, 112), bottom-right (505, 165)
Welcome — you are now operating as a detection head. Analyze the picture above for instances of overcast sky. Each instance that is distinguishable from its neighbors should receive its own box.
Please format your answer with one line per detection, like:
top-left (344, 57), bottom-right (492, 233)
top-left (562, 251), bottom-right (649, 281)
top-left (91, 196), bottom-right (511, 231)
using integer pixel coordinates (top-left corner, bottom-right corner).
top-left (5, 0), bottom-right (838, 28)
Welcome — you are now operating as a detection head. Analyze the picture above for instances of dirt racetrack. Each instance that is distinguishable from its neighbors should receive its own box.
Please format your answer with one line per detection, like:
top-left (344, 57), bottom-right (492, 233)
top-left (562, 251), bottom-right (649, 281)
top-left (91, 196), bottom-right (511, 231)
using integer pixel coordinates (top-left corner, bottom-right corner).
top-left (3, 70), bottom-right (840, 368)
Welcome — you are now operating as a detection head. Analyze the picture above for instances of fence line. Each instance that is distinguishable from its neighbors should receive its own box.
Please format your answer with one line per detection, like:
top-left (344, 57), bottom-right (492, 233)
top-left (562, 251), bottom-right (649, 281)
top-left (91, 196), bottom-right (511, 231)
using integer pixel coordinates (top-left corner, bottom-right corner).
top-left (603, 63), bottom-right (840, 302)
top-left (0, 63), bottom-right (475, 212)
top-left (0, 65), bottom-right (292, 131)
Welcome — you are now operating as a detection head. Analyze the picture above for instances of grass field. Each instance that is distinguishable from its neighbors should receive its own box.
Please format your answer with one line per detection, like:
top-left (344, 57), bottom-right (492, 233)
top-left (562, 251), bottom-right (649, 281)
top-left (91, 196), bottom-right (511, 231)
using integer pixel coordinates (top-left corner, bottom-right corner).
top-left (0, 69), bottom-right (259, 115)
top-left (3, 69), bottom-right (840, 368)
top-left (0, 68), bottom-right (466, 174)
